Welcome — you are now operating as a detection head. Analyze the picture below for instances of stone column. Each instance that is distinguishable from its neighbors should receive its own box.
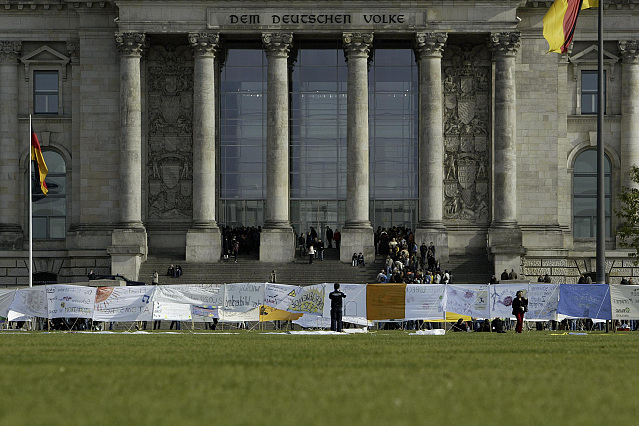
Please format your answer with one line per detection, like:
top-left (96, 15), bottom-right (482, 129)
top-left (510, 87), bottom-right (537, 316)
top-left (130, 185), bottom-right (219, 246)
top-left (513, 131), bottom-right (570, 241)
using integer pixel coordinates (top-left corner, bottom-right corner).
top-left (619, 41), bottom-right (639, 189)
top-left (340, 33), bottom-right (375, 263)
top-left (186, 33), bottom-right (222, 262)
top-left (488, 32), bottom-right (524, 276)
top-left (413, 32), bottom-right (449, 263)
top-left (108, 33), bottom-right (147, 280)
top-left (0, 41), bottom-right (23, 249)
top-left (260, 33), bottom-right (295, 262)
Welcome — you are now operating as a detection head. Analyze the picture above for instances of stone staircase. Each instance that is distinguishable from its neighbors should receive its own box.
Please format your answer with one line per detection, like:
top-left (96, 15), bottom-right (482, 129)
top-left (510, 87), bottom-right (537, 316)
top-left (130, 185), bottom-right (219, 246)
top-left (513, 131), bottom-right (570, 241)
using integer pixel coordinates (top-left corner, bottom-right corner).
top-left (139, 248), bottom-right (493, 286)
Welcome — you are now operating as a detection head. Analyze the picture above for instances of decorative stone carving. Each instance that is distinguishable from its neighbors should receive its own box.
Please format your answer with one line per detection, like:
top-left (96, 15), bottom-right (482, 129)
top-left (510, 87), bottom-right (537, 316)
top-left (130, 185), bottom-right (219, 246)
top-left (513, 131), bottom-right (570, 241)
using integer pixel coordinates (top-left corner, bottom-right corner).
top-left (67, 41), bottom-right (80, 63)
top-left (619, 40), bottom-right (639, 63)
top-left (489, 32), bottom-right (521, 57)
top-left (115, 32), bottom-right (146, 56)
top-left (414, 32), bottom-right (447, 58)
top-left (262, 33), bottom-right (293, 57)
top-left (442, 45), bottom-right (491, 222)
top-left (342, 32), bottom-right (373, 58)
top-left (189, 33), bottom-right (220, 56)
top-left (0, 41), bottom-right (22, 62)
top-left (147, 45), bottom-right (194, 220)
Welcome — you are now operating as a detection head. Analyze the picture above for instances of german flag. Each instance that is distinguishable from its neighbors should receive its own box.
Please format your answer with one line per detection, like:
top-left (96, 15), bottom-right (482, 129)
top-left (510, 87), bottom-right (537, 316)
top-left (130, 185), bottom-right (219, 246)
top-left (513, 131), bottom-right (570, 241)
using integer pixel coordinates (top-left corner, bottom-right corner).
top-left (31, 131), bottom-right (48, 196)
top-left (543, 0), bottom-right (599, 54)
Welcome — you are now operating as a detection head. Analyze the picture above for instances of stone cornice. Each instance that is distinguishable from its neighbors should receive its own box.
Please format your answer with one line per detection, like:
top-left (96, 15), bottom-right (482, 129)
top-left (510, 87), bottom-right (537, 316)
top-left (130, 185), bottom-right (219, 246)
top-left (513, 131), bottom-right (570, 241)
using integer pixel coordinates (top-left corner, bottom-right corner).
top-left (189, 32), bottom-right (220, 56)
top-left (2, 1), bottom-right (113, 11)
top-left (0, 41), bottom-right (22, 63)
top-left (262, 33), bottom-right (293, 58)
top-left (414, 32), bottom-right (447, 59)
top-left (342, 32), bottom-right (373, 58)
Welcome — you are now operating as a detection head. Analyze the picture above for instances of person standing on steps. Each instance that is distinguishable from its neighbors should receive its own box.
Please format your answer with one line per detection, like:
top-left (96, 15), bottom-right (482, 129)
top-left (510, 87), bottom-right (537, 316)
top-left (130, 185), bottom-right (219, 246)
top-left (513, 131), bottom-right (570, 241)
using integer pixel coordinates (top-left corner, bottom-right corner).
top-left (329, 283), bottom-right (346, 332)
top-left (308, 244), bottom-right (315, 264)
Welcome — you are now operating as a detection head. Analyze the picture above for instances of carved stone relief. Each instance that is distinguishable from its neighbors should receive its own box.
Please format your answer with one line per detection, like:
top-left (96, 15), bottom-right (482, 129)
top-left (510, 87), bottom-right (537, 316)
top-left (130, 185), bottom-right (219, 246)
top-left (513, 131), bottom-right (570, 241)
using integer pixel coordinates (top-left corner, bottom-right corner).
top-left (147, 45), bottom-right (194, 220)
top-left (442, 45), bottom-right (491, 223)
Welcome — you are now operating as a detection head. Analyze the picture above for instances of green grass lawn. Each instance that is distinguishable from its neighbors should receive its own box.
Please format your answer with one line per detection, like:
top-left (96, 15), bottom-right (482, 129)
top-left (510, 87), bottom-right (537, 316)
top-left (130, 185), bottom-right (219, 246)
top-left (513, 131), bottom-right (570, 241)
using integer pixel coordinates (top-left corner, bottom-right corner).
top-left (1, 330), bottom-right (637, 425)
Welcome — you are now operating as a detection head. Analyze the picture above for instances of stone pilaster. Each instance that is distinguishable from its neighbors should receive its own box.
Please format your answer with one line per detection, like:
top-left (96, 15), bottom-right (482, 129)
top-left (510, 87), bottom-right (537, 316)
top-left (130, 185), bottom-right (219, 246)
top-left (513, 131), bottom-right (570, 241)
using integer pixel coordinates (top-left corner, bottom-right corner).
top-left (109, 33), bottom-right (147, 280)
top-left (340, 32), bottom-right (375, 263)
top-left (619, 40), bottom-right (639, 189)
top-left (186, 33), bottom-right (222, 262)
top-left (488, 32), bottom-right (524, 276)
top-left (0, 41), bottom-right (23, 249)
top-left (260, 33), bottom-right (295, 262)
top-left (414, 32), bottom-right (449, 262)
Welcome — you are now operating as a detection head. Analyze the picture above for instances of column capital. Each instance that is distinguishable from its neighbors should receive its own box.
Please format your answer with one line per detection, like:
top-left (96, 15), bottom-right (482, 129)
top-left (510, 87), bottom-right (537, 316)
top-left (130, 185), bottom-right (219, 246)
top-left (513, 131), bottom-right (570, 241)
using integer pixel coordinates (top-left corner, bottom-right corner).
top-left (115, 32), bottom-right (146, 56)
top-left (189, 32), bottom-right (220, 57)
top-left (343, 32), bottom-right (373, 58)
top-left (0, 41), bottom-right (22, 63)
top-left (262, 33), bottom-right (293, 58)
top-left (414, 32), bottom-right (448, 59)
top-left (619, 40), bottom-right (639, 63)
top-left (489, 32), bottom-right (521, 58)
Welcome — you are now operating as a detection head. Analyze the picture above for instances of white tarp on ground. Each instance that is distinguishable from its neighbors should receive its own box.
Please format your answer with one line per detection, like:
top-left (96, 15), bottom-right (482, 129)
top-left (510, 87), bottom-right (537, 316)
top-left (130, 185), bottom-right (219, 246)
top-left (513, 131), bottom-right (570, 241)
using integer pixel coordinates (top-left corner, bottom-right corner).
top-left (46, 284), bottom-right (96, 319)
top-left (445, 285), bottom-right (490, 318)
top-left (223, 283), bottom-right (265, 312)
top-left (610, 285), bottom-right (639, 320)
top-left (404, 284), bottom-right (446, 320)
top-left (93, 286), bottom-right (154, 322)
top-left (293, 314), bottom-right (330, 329)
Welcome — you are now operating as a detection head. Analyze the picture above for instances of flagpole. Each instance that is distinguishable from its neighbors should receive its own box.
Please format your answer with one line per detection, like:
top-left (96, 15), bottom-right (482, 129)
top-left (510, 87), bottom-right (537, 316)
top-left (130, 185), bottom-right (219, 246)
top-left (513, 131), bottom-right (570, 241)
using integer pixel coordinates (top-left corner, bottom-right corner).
top-left (596, 0), bottom-right (605, 284)
top-left (29, 115), bottom-right (33, 288)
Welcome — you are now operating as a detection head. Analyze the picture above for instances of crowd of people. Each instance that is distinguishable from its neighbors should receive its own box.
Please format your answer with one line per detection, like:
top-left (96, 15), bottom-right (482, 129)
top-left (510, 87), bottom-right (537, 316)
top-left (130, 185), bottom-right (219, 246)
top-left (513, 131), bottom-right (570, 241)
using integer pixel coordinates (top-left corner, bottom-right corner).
top-left (297, 226), bottom-right (332, 263)
top-left (222, 226), bottom-right (261, 261)
top-left (373, 226), bottom-right (451, 284)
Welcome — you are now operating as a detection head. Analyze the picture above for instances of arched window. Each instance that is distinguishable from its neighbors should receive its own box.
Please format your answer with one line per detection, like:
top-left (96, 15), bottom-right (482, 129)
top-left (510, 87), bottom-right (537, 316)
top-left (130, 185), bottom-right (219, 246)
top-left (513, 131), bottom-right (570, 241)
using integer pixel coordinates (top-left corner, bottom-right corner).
top-left (573, 149), bottom-right (611, 238)
top-left (32, 150), bottom-right (66, 239)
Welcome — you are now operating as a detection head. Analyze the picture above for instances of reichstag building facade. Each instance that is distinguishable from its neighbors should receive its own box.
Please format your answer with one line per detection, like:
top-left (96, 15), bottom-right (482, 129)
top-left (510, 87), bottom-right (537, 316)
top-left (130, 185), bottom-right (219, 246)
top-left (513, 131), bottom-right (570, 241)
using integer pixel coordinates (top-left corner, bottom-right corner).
top-left (0, 0), bottom-right (638, 284)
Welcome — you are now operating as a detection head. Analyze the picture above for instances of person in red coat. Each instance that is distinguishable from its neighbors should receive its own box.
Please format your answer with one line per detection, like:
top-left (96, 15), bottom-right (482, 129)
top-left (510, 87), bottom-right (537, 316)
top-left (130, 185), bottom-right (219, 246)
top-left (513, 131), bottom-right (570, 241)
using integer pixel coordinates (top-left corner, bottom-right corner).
top-left (512, 290), bottom-right (528, 333)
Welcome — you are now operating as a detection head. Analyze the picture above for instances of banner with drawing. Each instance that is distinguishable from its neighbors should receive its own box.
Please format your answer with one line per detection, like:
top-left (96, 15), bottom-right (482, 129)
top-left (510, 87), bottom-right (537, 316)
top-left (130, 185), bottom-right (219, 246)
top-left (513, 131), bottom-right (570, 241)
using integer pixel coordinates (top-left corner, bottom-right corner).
top-left (153, 301), bottom-right (192, 321)
top-left (288, 284), bottom-right (325, 315)
top-left (93, 286), bottom-right (154, 322)
top-left (46, 285), bottom-right (96, 319)
top-left (322, 284), bottom-right (368, 325)
top-left (610, 285), bottom-right (639, 320)
top-left (404, 284), bottom-right (445, 320)
top-left (154, 284), bottom-right (224, 307)
top-left (557, 284), bottom-right (611, 319)
top-left (445, 285), bottom-right (489, 318)
top-left (527, 284), bottom-right (559, 320)
top-left (223, 283), bottom-right (265, 312)
top-left (9, 287), bottom-right (48, 318)
top-left (489, 284), bottom-right (529, 319)
top-left (264, 284), bottom-right (300, 311)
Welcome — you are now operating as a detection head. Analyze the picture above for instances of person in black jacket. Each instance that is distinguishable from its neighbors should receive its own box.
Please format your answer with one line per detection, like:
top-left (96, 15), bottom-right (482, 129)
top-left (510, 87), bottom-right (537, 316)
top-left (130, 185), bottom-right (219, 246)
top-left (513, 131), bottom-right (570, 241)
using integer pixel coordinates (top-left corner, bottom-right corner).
top-left (512, 290), bottom-right (528, 333)
top-left (329, 283), bottom-right (346, 332)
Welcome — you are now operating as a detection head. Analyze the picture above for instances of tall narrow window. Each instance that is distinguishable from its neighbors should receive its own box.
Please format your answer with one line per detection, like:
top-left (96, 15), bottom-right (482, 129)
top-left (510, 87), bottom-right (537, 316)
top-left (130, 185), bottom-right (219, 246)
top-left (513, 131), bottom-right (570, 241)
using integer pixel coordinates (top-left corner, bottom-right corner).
top-left (32, 151), bottom-right (66, 239)
top-left (581, 70), bottom-right (606, 115)
top-left (34, 71), bottom-right (59, 114)
top-left (573, 149), bottom-right (611, 238)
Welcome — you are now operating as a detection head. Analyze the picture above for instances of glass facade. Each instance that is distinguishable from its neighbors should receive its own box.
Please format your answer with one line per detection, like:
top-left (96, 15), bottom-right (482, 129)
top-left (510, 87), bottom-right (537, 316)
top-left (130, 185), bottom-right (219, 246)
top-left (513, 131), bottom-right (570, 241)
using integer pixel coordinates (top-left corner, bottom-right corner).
top-left (573, 149), bottom-right (611, 238)
top-left (32, 150), bottom-right (66, 239)
top-left (218, 47), bottom-right (267, 226)
top-left (218, 41), bottom-right (418, 233)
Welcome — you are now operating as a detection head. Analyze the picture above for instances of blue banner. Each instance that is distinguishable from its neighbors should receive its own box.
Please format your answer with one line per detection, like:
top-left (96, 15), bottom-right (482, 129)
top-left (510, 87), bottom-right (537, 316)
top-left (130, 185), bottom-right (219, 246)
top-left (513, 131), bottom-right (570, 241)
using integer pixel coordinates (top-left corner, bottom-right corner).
top-left (557, 284), bottom-right (611, 319)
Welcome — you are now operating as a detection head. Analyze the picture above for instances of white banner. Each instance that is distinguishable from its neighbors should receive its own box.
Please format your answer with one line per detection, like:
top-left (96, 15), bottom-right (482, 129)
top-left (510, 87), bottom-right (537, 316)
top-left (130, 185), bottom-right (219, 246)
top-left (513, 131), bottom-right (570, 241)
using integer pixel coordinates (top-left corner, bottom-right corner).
top-left (322, 284), bottom-right (368, 325)
top-left (223, 283), bottom-right (265, 312)
top-left (527, 284), bottom-right (559, 320)
top-left (610, 285), bottom-right (639, 320)
top-left (219, 307), bottom-right (260, 322)
top-left (0, 289), bottom-right (16, 320)
top-left (153, 284), bottom-right (224, 307)
top-left (288, 284), bottom-right (325, 315)
top-left (490, 284), bottom-right (529, 319)
top-left (445, 285), bottom-right (490, 318)
top-left (93, 286), bottom-right (154, 322)
top-left (264, 284), bottom-right (299, 310)
top-left (153, 301), bottom-right (192, 321)
top-left (404, 284), bottom-right (446, 320)
top-left (294, 314), bottom-right (331, 329)
top-left (10, 287), bottom-right (48, 318)
top-left (46, 285), bottom-right (96, 319)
